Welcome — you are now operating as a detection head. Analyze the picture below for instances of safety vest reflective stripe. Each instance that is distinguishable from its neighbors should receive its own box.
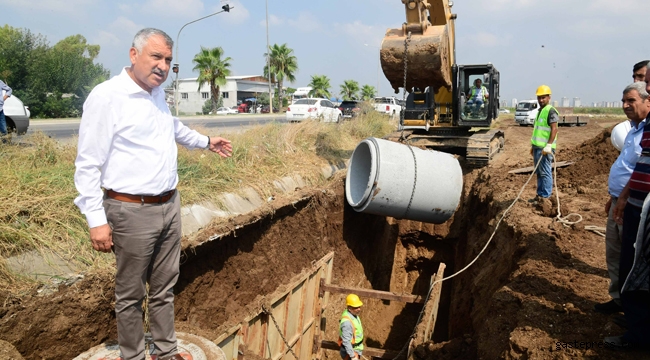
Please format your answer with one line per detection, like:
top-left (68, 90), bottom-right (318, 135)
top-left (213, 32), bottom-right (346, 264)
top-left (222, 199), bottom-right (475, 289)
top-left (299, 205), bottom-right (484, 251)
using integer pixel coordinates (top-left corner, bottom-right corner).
top-left (338, 310), bottom-right (364, 351)
top-left (531, 105), bottom-right (558, 148)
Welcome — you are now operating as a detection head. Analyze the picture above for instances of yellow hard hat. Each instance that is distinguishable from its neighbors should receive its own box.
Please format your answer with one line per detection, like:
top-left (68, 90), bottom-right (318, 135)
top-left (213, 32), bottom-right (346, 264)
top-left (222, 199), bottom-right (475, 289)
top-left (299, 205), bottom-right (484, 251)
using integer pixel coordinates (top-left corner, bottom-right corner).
top-left (346, 294), bottom-right (363, 307)
top-left (536, 85), bottom-right (552, 96)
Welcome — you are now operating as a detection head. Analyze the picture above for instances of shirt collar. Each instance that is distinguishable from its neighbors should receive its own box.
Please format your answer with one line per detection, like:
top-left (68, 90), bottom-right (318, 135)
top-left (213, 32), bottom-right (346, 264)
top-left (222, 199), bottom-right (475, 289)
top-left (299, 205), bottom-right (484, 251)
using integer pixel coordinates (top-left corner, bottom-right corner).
top-left (633, 118), bottom-right (646, 130)
top-left (119, 67), bottom-right (161, 96)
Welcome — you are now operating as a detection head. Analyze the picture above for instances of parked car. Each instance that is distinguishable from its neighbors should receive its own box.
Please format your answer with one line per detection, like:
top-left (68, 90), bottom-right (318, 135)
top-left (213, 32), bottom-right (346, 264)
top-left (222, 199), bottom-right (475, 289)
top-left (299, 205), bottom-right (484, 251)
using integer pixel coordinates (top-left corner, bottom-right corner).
top-left (499, 108), bottom-right (510, 114)
top-left (2, 93), bottom-right (30, 134)
top-left (216, 106), bottom-right (238, 115)
top-left (338, 100), bottom-right (363, 119)
top-left (285, 98), bottom-right (342, 123)
top-left (261, 105), bottom-right (280, 114)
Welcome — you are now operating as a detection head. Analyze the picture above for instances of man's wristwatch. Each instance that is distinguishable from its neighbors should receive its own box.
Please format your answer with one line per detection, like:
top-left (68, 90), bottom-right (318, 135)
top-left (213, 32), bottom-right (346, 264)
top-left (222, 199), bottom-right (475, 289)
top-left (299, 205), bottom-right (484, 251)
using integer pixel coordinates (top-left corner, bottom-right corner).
top-left (206, 136), bottom-right (210, 149)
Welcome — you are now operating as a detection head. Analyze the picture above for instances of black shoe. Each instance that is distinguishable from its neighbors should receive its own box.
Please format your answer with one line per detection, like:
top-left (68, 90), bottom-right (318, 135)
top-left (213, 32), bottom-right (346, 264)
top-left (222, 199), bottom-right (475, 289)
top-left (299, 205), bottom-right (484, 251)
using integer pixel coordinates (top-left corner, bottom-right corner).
top-left (528, 195), bottom-right (542, 204)
top-left (612, 314), bottom-right (627, 329)
top-left (594, 299), bottom-right (623, 314)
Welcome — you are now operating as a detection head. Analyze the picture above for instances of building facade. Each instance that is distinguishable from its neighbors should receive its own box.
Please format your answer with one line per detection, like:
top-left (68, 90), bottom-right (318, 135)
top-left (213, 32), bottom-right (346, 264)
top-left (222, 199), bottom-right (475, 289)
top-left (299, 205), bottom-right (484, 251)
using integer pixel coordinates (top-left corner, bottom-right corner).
top-left (561, 97), bottom-right (570, 107)
top-left (168, 75), bottom-right (272, 115)
top-left (573, 97), bottom-right (581, 108)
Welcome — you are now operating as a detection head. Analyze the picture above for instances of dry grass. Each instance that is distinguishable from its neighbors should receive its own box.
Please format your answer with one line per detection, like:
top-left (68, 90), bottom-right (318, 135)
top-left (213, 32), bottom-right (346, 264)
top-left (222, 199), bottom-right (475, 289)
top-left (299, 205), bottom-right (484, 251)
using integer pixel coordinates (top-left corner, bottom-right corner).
top-left (0, 113), bottom-right (395, 292)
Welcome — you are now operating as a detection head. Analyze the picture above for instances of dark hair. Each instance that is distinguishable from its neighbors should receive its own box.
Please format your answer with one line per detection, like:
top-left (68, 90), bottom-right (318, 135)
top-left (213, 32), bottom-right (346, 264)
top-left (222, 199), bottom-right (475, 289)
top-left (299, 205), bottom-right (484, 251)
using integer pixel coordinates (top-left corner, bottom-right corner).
top-left (633, 60), bottom-right (650, 72)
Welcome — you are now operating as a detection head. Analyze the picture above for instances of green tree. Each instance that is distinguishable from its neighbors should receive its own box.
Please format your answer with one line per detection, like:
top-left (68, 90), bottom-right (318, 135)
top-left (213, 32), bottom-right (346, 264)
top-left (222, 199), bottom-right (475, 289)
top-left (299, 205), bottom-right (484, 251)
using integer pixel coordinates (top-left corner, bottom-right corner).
top-left (340, 80), bottom-right (360, 100)
top-left (361, 85), bottom-right (377, 100)
top-left (192, 46), bottom-right (232, 113)
top-left (0, 27), bottom-right (109, 117)
top-left (263, 43), bottom-right (298, 109)
top-left (308, 75), bottom-right (331, 99)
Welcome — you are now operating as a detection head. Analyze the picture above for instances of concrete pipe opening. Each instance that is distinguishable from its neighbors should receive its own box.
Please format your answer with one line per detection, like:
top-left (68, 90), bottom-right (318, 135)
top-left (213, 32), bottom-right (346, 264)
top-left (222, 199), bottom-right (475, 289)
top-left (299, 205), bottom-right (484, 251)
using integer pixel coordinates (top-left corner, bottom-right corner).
top-left (345, 138), bottom-right (378, 209)
top-left (345, 137), bottom-right (463, 224)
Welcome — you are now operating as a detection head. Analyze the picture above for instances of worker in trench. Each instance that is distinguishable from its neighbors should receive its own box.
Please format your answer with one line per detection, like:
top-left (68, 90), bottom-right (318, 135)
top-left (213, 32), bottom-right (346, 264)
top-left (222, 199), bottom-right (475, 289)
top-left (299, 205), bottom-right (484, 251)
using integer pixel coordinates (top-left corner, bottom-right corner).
top-left (339, 294), bottom-right (364, 359)
top-left (597, 82), bottom-right (650, 318)
top-left (529, 85), bottom-right (559, 204)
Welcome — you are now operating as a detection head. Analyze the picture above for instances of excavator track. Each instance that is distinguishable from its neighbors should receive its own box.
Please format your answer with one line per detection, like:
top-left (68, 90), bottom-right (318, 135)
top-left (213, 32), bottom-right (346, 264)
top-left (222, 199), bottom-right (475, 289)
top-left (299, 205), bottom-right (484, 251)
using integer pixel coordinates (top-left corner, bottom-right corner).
top-left (465, 129), bottom-right (505, 167)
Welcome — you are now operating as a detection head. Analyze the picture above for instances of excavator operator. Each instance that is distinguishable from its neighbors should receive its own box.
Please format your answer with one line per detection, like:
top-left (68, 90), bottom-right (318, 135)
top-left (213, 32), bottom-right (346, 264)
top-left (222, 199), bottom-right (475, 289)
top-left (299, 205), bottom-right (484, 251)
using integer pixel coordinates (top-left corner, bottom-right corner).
top-left (338, 294), bottom-right (364, 359)
top-left (466, 78), bottom-right (489, 116)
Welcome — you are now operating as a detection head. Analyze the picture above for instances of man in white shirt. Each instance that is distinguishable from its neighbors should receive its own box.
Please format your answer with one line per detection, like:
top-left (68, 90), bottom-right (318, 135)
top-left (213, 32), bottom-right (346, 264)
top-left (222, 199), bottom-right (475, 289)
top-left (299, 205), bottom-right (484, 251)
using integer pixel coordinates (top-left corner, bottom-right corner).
top-left (74, 28), bottom-right (232, 360)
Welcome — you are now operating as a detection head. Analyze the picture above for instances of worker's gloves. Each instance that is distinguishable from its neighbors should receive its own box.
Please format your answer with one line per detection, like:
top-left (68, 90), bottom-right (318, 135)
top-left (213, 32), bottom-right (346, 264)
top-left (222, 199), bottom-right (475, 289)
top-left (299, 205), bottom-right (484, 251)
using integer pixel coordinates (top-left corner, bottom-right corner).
top-left (542, 144), bottom-right (553, 155)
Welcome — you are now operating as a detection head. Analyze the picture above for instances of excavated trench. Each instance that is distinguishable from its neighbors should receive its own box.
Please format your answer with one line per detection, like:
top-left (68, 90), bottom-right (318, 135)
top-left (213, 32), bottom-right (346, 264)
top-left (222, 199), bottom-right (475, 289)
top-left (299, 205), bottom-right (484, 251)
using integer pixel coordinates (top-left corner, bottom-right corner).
top-left (0, 169), bottom-right (522, 360)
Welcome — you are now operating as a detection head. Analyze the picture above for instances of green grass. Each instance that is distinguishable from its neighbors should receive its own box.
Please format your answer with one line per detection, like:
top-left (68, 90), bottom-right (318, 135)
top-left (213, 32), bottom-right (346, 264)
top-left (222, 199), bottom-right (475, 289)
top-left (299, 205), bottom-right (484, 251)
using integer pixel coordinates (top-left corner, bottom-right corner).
top-left (0, 113), bottom-right (395, 291)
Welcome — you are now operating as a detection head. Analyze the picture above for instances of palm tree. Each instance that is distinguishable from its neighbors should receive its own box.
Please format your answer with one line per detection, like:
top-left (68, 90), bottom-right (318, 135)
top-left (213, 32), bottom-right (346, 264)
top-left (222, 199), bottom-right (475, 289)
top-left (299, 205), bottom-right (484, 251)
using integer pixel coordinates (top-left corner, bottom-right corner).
top-left (361, 85), bottom-right (377, 101)
top-left (192, 46), bottom-right (232, 112)
top-left (264, 43), bottom-right (298, 108)
top-left (308, 75), bottom-right (331, 99)
top-left (340, 80), bottom-right (360, 100)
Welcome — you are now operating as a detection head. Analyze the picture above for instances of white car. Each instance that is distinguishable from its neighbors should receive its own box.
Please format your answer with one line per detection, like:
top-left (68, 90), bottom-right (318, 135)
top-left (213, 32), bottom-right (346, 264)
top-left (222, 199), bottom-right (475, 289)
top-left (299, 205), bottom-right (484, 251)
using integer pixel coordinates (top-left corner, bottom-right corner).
top-left (499, 108), bottom-right (510, 114)
top-left (2, 93), bottom-right (30, 134)
top-left (215, 106), bottom-right (238, 115)
top-left (285, 98), bottom-right (342, 123)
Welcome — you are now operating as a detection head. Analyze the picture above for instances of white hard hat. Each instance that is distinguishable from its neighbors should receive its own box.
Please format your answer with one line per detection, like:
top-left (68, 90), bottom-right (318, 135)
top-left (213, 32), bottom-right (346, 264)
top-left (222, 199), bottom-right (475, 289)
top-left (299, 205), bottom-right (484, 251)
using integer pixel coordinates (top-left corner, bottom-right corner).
top-left (611, 120), bottom-right (632, 151)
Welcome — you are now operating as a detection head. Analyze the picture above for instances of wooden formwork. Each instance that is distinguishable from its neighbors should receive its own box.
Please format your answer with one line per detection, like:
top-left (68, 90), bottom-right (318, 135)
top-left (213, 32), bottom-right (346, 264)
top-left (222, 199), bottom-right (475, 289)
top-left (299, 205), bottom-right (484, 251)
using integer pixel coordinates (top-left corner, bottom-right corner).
top-left (213, 252), bottom-right (334, 360)
top-left (212, 253), bottom-right (446, 360)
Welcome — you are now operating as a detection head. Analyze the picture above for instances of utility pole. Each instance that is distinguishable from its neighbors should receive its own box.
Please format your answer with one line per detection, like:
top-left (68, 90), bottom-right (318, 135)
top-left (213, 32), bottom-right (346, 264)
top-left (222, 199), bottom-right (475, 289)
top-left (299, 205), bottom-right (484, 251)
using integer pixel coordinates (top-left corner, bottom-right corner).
top-left (266, 0), bottom-right (273, 113)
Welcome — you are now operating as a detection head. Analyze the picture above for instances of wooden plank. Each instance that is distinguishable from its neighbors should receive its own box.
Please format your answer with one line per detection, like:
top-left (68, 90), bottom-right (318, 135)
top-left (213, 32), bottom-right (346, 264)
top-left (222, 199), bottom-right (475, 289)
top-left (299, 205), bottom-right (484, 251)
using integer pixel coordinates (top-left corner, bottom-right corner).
top-left (320, 340), bottom-right (399, 359)
top-left (212, 252), bottom-right (335, 360)
top-left (508, 161), bottom-right (574, 174)
top-left (412, 263), bottom-right (446, 348)
top-left (321, 283), bottom-right (425, 304)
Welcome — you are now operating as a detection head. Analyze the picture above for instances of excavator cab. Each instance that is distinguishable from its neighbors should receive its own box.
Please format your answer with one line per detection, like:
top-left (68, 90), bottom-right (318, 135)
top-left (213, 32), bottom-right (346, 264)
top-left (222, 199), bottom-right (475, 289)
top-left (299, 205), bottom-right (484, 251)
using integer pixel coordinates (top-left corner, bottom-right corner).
top-left (454, 64), bottom-right (500, 127)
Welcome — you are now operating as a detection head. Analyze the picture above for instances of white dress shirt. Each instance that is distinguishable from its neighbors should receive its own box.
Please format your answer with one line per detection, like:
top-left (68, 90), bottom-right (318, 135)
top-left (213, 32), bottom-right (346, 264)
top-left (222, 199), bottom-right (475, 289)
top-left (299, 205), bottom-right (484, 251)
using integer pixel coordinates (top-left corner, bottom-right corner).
top-left (74, 68), bottom-right (209, 228)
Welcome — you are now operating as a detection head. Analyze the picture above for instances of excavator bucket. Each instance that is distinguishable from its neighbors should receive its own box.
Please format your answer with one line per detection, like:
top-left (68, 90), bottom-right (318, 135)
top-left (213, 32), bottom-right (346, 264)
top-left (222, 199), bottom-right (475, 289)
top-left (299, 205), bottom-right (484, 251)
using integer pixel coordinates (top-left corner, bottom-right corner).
top-left (380, 25), bottom-right (452, 94)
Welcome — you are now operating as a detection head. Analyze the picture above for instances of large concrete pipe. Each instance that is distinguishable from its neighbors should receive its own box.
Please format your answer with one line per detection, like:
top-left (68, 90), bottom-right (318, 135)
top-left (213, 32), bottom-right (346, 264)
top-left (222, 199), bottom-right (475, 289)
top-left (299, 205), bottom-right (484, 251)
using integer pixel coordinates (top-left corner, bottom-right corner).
top-left (345, 137), bottom-right (463, 224)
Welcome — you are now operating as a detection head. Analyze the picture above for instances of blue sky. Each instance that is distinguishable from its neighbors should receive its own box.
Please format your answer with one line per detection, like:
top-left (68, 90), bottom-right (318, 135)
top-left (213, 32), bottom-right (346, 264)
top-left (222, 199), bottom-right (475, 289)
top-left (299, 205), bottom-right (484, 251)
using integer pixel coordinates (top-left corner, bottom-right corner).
top-left (2, 0), bottom-right (646, 105)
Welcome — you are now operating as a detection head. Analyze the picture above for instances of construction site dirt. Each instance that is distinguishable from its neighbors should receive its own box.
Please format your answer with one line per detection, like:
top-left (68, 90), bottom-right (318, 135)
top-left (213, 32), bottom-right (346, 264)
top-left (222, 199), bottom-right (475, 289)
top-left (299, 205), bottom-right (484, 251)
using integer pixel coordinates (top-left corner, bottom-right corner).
top-left (0, 116), bottom-right (643, 360)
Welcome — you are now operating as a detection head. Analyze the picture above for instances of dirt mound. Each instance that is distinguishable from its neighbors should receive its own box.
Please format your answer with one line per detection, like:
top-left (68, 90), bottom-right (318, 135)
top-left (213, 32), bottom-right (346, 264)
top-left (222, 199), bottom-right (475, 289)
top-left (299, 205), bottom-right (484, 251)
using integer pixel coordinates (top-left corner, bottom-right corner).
top-left (556, 127), bottom-right (619, 191)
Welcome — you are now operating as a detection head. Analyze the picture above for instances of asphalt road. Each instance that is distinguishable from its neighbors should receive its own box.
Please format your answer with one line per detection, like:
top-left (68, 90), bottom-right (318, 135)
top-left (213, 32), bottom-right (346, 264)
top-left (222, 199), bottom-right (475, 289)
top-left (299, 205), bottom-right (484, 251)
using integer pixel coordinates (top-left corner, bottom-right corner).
top-left (26, 114), bottom-right (286, 142)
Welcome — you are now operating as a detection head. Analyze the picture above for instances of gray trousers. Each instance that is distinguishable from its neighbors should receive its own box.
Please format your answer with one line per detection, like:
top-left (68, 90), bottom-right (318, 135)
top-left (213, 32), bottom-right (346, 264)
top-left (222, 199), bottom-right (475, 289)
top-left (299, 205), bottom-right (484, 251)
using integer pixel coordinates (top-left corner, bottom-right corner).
top-left (605, 196), bottom-right (623, 304)
top-left (105, 191), bottom-right (181, 360)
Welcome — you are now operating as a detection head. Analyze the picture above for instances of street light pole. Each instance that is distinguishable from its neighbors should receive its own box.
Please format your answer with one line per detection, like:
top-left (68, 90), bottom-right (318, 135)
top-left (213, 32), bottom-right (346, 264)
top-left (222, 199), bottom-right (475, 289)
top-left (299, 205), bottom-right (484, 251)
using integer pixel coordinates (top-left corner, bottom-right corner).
top-left (266, 0), bottom-right (273, 113)
top-left (174, 4), bottom-right (232, 116)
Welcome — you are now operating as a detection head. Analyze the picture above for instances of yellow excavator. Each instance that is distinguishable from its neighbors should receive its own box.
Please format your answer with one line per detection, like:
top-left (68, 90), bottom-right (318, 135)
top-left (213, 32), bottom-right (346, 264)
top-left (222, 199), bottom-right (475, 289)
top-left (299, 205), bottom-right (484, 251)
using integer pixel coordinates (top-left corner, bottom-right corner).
top-left (380, 0), bottom-right (504, 167)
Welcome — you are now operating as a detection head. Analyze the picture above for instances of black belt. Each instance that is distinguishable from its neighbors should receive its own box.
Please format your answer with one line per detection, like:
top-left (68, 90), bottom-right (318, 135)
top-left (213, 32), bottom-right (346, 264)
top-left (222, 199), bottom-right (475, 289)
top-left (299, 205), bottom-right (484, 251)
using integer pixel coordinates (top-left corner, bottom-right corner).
top-left (106, 189), bottom-right (175, 204)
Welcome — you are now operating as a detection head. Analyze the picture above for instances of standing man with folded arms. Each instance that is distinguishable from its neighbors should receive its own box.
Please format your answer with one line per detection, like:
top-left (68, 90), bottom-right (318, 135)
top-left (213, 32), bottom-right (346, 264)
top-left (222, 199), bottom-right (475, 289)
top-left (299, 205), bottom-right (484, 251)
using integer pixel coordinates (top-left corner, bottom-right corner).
top-left (74, 28), bottom-right (232, 360)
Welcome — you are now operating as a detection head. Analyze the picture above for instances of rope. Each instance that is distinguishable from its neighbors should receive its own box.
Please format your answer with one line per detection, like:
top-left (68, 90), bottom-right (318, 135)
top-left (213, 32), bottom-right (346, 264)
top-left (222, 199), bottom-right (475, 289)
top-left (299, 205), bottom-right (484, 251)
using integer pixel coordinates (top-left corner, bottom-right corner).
top-left (389, 155), bottom-right (544, 359)
top-left (552, 152), bottom-right (583, 227)
top-left (388, 147), bottom-right (601, 358)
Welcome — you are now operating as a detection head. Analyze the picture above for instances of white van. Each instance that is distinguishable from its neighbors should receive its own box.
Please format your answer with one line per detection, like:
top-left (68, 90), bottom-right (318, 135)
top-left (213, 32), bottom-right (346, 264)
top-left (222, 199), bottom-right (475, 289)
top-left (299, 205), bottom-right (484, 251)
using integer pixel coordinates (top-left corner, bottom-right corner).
top-left (514, 100), bottom-right (539, 126)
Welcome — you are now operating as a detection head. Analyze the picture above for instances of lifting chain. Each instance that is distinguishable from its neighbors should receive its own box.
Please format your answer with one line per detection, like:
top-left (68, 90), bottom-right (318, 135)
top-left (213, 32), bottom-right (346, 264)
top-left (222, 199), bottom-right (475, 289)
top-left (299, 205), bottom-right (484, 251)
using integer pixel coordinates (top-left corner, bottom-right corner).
top-left (262, 304), bottom-right (299, 359)
top-left (399, 31), bottom-right (412, 142)
top-left (398, 31), bottom-right (417, 221)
